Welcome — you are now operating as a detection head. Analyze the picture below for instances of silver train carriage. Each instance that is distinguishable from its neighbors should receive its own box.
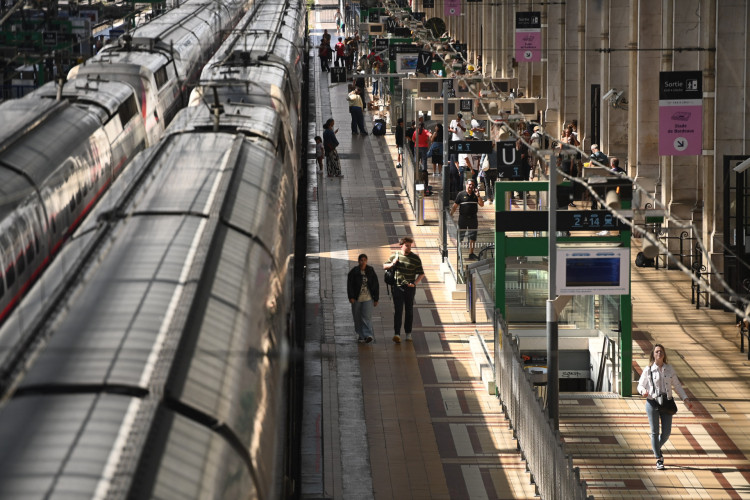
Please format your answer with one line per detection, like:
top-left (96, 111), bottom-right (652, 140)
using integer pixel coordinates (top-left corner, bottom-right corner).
top-left (0, 78), bottom-right (147, 326)
top-left (0, 0), bottom-right (308, 496)
top-left (189, 0), bottom-right (306, 131)
top-left (0, 104), bottom-right (299, 499)
top-left (69, 0), bottom-right (250, 146)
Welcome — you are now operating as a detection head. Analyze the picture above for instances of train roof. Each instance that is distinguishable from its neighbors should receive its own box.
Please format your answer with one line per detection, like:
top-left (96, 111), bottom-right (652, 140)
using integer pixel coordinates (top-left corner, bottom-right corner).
top-left (0, 129), bottom-right (293, 498)
top-left (168, 101), bottom-right (282, 144)
top-left (33, 78), bottom-right (137, 121)
top-left (72, 50), bottom-right (170, 78)
top-left (205, 0), bottom-right (305, 77)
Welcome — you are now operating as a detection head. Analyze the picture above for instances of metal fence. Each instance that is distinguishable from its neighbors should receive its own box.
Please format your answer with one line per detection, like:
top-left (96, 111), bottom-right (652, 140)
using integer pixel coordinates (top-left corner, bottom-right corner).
top-left (494, 312), bottom-right (593, 500)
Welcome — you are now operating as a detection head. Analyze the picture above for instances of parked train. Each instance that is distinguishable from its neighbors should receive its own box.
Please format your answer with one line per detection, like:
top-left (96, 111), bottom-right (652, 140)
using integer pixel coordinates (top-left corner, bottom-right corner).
top-left (70, 0), bottom-right (249, 144)
top-left (0, 0), bottom-right (307, 498)
top-left (0, 0), bottom-right (249, 329)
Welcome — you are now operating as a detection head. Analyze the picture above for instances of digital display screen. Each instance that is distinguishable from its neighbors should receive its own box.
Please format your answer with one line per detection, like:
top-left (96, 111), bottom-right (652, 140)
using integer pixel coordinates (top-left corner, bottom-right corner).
top-left (433, 102), bottom-right (456, 115)
top-left (419, 81), bottom-right (440, 93)
top-left (556, 247), bottom-right (629, 295)
top-left (492, 81), bottom-right (509, 92)
top-left (565, 258), bottom-right (620, 287)
top-left (516, 102), bottom-right (536, 115)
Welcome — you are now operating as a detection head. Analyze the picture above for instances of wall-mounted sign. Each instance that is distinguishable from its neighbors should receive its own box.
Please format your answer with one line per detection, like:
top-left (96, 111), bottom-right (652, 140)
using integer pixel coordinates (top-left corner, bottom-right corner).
top-left (515, 12), bottom-right (541, 62)
top-left (445, 0), bottom-right (460, 16)
top-left (659, 71), bottom-right (702, 156)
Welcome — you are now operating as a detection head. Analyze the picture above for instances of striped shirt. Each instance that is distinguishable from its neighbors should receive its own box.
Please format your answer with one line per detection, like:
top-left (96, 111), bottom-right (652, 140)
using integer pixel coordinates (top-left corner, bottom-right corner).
top-left (386, 251), bottom-right (424, 286)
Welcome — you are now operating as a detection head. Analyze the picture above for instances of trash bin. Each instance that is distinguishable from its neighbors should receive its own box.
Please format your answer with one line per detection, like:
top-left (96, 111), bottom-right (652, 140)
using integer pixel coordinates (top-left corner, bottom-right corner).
top-left (415, 184), bottom-right (425, 226)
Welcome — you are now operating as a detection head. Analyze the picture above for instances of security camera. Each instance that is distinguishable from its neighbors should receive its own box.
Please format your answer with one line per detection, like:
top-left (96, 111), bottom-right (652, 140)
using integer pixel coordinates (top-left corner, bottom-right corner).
top-left (733, 157), bottom-right (750, 173)
top-left (602, 88), bottom-right (617, 101)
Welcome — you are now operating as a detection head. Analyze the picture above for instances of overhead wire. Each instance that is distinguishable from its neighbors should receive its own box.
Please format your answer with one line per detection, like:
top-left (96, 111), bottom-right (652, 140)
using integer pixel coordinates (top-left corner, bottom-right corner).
top-left (377, 0), bottom-right (750, 322)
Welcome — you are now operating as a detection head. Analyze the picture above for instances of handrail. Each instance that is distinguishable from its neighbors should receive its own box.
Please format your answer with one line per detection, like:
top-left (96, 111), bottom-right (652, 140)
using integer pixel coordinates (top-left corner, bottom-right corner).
top-left (494, 311), bottom-right (593, 500)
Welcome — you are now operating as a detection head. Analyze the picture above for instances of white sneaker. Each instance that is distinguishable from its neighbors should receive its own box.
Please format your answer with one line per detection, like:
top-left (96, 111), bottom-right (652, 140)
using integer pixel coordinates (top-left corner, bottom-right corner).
top-left (405, 333), bottom-right (413, 341)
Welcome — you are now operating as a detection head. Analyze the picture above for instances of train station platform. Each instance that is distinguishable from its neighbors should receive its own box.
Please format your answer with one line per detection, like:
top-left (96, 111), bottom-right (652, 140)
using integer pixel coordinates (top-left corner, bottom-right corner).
top-left (301, 8), bottom-right (750, 499)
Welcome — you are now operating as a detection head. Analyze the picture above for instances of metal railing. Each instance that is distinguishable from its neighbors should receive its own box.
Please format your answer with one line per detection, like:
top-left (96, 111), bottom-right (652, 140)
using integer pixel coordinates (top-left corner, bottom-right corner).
top-left (494, 312), bottom-right (593, 500)
top-left (653, 227), bottom-right (695, 270)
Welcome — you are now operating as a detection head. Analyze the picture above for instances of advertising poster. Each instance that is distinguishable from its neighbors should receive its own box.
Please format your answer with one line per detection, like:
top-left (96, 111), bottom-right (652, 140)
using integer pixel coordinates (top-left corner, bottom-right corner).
top-left (515, 12), bottom-right (541, 62)
top-left (659, 71), bottom-right (702, 156)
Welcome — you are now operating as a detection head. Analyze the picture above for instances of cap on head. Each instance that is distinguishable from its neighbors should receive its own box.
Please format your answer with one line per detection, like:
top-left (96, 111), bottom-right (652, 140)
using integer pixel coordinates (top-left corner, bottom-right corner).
top-left (591, 144), bottom-right (599, 150)
top-left (533, 125), bottom-right (540, 131)
top-left (457, 112), bottom-right (463, 118)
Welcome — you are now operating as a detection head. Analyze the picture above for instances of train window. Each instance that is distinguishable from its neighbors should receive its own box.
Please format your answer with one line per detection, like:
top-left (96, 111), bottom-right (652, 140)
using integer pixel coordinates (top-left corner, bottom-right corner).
top-left (26, 239), bottom-right (34, 263)
top-left (277, 133), bottom-right (286, 163)
top-left (16, 249), bottom-right (25, 275)
top-left (118, 94), bottom-right (138, 124)
top-left (283, 82), bottom-right (293, 111)
top-left (5, 262), bottom-right (15, 288)
top-left (154, 66), bottom-right (168, 90)
top-left (0, 234), bottom-right (13, 290)
top-left (18, 216), bottom-right (33, 266)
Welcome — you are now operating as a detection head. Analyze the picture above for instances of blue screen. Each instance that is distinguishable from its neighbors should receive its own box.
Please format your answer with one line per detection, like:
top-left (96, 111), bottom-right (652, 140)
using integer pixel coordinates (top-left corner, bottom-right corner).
top-left (566, 258), bottom-right (620, 287)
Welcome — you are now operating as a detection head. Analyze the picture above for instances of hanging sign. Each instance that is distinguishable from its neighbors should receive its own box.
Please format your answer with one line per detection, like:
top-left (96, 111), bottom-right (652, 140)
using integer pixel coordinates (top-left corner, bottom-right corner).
top-left (659, 71), bottom-right (702, 156)
top-left (515, 12), bottom-right (541, 62)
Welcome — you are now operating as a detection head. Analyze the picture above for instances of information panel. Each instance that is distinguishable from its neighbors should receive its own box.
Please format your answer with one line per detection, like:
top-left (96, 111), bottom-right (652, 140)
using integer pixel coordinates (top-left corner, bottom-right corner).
top-left (448, 140), bottom-right (493, 154)
top-left (556, 247), bottom-right (630, 296)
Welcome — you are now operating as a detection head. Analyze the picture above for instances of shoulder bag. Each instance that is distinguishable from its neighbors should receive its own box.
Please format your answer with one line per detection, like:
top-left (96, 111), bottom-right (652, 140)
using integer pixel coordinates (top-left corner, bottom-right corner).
top-left (384, 252), bottom-right (398, 286)
top-left (649, 366), bottom-right (678, 415)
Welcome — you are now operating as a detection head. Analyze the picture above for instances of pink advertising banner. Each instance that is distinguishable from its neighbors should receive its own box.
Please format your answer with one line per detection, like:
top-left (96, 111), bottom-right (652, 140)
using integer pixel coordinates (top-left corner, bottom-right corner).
top-left (515, 12), bottom-right (541, 62)
top-left (659, 71), bottom-right (703, 156)
top-left (444, 0), bottom-right (460, 17)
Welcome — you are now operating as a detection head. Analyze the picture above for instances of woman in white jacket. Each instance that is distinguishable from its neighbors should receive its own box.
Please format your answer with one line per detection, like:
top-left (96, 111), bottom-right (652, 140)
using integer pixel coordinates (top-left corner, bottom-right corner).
top-left (637, 344), bottom-right (693, 470)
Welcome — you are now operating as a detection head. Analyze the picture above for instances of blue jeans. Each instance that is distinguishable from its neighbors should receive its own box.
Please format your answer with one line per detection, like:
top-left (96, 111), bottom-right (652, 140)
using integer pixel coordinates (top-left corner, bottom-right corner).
top-left (417, 147), bottom-right (429, 171)
top-left (646, 400), bottom-right (672, 458)
top-left (392, 285), bottom-right (416, 336)
top-left (352, 299), bottom-right (374, 340)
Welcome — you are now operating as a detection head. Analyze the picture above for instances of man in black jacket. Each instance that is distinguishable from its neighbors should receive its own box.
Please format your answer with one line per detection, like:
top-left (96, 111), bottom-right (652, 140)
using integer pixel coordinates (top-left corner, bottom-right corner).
top-left (347, 254), bottom-right (379, 343)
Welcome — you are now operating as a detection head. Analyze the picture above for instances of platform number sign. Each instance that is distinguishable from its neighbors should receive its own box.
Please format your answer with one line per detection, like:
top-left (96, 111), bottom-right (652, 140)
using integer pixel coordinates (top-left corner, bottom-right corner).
top-left (330, 66), bottom-right (347, 83)
top-left (416, 51), bottom-right (432, 75)
top-left (497, 140), bottom-right (528, 180)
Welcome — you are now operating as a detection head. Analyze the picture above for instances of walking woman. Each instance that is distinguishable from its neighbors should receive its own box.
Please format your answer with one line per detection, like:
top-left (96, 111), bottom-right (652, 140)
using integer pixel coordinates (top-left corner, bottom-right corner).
top-left (323, 118), bottom-right (342, 177)
top-left (429, 123), bottom-right (444, 177)
top-left (637, 344), bottom-right (693, 470)
top-left (347, 254), bottom-right (379, 343)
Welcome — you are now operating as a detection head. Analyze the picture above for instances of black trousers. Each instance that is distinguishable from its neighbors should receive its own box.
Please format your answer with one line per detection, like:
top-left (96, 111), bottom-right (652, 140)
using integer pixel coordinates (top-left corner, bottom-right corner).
top-left (392, 285), bottom-right (416, 335)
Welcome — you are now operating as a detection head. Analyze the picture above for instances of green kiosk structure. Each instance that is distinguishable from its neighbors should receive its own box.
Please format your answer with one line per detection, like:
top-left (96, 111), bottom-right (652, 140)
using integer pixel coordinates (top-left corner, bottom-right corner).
top-left (493, 179), bottom-right (634, 397)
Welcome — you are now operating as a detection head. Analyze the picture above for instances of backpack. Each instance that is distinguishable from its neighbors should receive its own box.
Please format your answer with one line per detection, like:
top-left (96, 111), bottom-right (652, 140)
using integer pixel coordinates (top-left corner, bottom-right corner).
top-left (372, 119), bottom-right (386, 136)
top-left (635, 251), bottom-right (655, 268)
